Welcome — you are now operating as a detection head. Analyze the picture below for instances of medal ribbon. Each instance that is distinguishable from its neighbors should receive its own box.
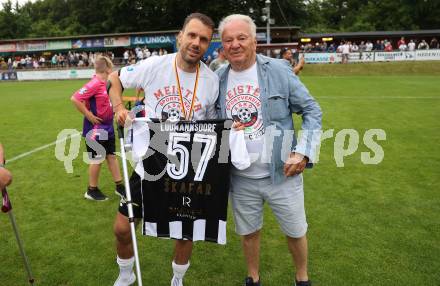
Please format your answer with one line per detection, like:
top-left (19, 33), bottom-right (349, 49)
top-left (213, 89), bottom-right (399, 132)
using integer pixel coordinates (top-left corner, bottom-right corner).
top-left (174, 55), bottom-right (200, 120)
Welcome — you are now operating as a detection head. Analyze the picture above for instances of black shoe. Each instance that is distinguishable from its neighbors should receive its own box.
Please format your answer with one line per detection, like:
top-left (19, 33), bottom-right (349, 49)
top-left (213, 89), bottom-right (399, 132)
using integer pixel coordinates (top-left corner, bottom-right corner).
top-left (84, 188), bottom-right (108, 201)
top-left (115, 184), bottom-right (126, 199)
top-left (295, 280), bottom-right (311, 286)
top-left (245, 277), bottom-right (261, 286)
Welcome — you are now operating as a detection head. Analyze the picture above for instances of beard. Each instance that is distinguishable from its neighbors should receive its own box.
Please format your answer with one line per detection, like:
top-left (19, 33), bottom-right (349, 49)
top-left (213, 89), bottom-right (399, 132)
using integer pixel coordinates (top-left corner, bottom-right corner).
top-left (180, 46), bottom-right (202, 65)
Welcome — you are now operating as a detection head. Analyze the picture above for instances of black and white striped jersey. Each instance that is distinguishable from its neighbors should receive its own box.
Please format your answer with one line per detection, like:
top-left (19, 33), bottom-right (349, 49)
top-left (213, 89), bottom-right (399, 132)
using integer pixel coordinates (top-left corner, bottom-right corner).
top-left (132, 119), bottom-right (244, 244)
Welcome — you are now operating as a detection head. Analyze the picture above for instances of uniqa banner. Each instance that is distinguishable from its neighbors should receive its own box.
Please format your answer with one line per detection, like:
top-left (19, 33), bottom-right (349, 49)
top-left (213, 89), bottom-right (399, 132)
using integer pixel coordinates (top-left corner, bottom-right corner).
top-left (130, 35), bottom-right (176, 45)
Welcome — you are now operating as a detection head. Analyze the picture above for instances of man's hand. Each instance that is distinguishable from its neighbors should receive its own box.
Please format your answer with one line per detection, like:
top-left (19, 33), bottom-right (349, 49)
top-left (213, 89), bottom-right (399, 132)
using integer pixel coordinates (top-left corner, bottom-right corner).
top-left (232, 121), bottom-right (245, 131)
top-left (293, 56), bottom-right (305, 75)
top-left (115, 107), bottom-right (131, 127)
top-left (86, 112), bottom-right (103, 125)
top-left (0, 167), bottom-right (12, 189)
top-left (283, 152), bottom-right (309, 177)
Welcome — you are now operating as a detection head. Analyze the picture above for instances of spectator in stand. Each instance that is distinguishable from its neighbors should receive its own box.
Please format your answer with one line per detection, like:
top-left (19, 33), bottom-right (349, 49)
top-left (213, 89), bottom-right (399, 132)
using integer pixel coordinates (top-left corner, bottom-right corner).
top-left (123, 50), bottom-right (129, 65)
top-left (408, 40), bottom-right (416, 51)
top-left (397, 37), bottom-right (406, 49)
top-left (51, 54), bottom-right (58, 67)
top-left (365, 40), bottom-right (373, 51)
top-left (327, 43), bottom-right (336, 52)
top-left (38, 56), bottom-right (45, 67)
top-left (341, 41), bottom-right (351, 64)
top-left (20, 57), bottom-right (26, 68)
top-left (336, 42), bottom-right (343, 53)
top-left (7, 57), bottom-right (12, 70)
top-left (136, 48), bottom-right (143, 61)
top-left (430, 37), bottom-right (439, 49)
top-left (0, 58), bottom-right (6, 70)
top-left (418, 40), bottom-right (429, 50)
top-left (351, 42), bottom-right (359, 52)
top-left (25, 55), bottom-right (32, 68)
top-left (358, 41), bottom-right (366, 59)
top-left (398, 41), bottom-right (408, 51)
top-left (359, 41), bottom-right (366, 52)
top-left (209, 47), bottom-right (229, 72)
top-left (373, 40), bottom-right (381, 51)
top-left (144, 48), bottom-right (151, 58)
top-left (384, 41), bottom-right (393, 52)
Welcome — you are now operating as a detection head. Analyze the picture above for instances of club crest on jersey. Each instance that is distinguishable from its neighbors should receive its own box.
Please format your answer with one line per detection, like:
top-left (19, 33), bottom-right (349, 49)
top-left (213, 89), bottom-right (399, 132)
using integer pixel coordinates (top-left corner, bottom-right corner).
top-left (226, 84), bottom-right (264, 140)
top-left (232, 106), bottom-right (258, 127)
top-left (79, 87), bottom-right (88, 95)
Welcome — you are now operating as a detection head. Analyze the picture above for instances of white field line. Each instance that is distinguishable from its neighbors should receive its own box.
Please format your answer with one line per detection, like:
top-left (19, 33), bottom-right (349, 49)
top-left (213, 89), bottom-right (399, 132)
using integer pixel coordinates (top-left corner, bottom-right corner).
top-left (7, 132), bottom-right (81, 163)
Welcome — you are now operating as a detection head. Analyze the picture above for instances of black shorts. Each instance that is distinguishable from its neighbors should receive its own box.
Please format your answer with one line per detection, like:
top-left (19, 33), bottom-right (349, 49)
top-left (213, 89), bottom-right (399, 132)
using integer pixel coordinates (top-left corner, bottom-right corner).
top-left (85, 137), bottom-right (116, 160)
top-left (118, 171), bottom-right (143, 218)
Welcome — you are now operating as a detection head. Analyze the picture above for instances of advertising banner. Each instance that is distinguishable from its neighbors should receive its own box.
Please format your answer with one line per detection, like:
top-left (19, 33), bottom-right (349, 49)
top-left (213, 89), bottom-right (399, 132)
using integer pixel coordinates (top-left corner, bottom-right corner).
top-left (130, 35), bottom-right (176, 46)
top-left (16, 41), bottom-right (47, 52)
top-left (0, 43), bottom-right (16, 52)
top-left (17, 69), bottom-right (94, 81)
top-left (47, 40), bottom-right (72, 50)
top-left (104, 36), bottom-right (130, 47)
top-left (304, 52), bottom-right (340, 64)
top-left (374, 51), bottom-right (416, 62)
top-left (1, 71), bottom-right (18, 81)
top-left (348, 52), bottom-right (375, 63)
top-left (415, 49), bottom-right (440, 61)
top-left (72, 38), bottom-right (104, 49)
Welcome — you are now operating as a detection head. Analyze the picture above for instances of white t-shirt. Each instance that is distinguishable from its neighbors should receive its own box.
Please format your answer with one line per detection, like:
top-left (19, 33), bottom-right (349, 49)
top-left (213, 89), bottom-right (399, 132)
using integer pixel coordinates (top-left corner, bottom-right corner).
top-left (365, 42), bottom-right (373, 51)
top-left (119, 53), bottom-right (219, 120)
top-left (226, 62), bottom-right (270, 179)
top-left (342, 44), bottom-right (351, 54)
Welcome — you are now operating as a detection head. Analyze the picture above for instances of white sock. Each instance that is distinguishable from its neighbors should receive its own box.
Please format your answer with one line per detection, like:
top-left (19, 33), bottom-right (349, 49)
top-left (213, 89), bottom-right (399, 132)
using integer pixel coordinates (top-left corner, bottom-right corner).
top-left (117, 256), bottom-right (134, 279)
top-left (172, 260), bottom-right (190, 279)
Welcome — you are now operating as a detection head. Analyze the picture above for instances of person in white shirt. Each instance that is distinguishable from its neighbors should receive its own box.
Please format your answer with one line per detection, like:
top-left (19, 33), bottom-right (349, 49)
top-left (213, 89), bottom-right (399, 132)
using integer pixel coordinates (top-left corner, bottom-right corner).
top-left (399, 43), bottom-right (408, 51)
top-left (216, 14), bottom-right (321, 286)
top-left (341, 41), bottom-right (351, 64)
top-left (365, 41), bottom-right (373, 52)
top-left (408, 40), bottom-right (416, 51)
top-left (108, 13), bottom-right (219, 286)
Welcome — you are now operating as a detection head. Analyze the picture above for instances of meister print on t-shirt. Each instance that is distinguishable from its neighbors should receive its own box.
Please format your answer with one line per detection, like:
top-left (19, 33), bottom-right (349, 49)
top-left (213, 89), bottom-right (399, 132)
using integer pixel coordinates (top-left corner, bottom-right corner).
top-left (153, 85), bottom-right (202, 121)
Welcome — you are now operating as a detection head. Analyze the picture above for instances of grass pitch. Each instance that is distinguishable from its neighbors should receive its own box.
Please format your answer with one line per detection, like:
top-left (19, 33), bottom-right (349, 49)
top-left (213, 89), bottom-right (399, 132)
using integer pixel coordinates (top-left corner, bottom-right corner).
top-left (0, 62), bottom-right (439, 285)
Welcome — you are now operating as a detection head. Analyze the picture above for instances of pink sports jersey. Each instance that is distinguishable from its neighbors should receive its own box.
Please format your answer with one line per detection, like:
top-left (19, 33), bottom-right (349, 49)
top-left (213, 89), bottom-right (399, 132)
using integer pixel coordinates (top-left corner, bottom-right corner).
top-left (73, 75), bottom-right (114, 140)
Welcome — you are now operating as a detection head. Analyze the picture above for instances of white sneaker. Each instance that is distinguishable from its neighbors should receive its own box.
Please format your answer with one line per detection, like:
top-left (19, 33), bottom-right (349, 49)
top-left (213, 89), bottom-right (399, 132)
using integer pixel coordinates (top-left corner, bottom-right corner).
top-left (114, 272), bottom-right (136, 286)
top-left (171, 275), bottom-right (183, 286)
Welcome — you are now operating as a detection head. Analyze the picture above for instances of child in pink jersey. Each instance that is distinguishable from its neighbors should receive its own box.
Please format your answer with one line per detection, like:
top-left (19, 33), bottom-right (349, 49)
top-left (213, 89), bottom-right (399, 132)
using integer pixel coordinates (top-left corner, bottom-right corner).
top-left (71, 55), bottom-right (124, 201)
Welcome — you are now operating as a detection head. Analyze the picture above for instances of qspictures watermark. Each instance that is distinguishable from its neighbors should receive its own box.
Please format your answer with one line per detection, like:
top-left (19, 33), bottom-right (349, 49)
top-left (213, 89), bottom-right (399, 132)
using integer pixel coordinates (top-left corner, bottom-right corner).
top-left (54, 124), bottom-right (386, 175)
